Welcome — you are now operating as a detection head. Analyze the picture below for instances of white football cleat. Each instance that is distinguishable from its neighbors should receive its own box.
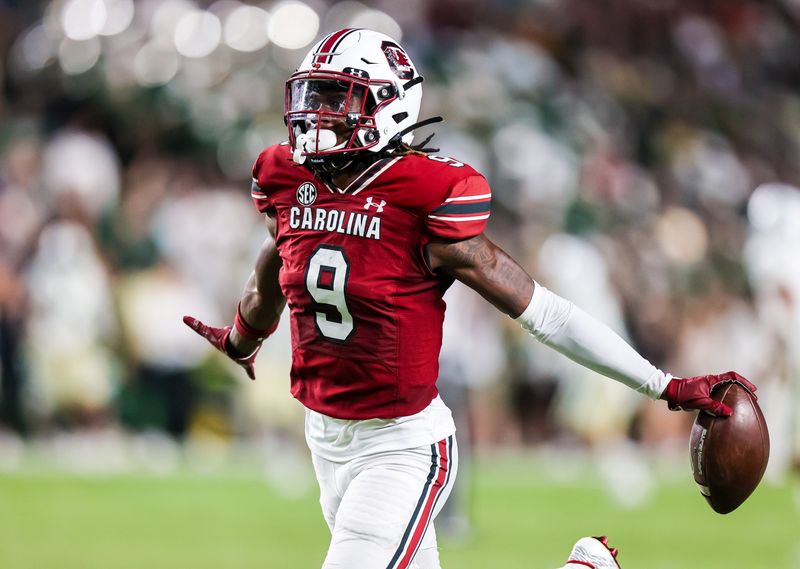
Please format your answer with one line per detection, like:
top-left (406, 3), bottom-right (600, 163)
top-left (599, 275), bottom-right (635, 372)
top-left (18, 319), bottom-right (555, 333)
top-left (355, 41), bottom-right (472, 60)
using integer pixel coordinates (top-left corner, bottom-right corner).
top-left (565, 536), bottom-right (621, 568)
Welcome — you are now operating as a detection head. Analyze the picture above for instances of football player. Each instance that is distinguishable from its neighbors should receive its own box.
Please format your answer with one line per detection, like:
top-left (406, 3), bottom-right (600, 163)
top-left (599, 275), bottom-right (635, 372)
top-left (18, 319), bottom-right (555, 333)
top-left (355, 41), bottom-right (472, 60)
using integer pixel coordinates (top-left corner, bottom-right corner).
top-left (184, 29), bottom-right (756, 569)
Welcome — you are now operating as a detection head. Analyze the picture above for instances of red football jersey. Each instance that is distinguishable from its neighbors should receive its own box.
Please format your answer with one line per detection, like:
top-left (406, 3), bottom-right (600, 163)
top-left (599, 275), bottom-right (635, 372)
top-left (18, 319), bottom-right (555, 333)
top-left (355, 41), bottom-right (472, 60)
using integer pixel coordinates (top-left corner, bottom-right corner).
top-left (251, 144), bottom-right (491, 419)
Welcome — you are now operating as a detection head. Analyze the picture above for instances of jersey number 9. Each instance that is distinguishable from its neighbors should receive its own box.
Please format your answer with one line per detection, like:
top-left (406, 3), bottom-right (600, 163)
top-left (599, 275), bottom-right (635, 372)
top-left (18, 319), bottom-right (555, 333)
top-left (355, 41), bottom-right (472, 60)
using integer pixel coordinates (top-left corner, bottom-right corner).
top-left (305, 245), bottom-right (354, 342)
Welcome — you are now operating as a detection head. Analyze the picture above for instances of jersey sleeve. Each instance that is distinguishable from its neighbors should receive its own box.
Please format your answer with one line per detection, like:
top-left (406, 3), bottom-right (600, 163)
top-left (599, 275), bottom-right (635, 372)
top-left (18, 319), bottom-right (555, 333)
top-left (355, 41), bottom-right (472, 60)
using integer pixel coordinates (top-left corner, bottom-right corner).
top-left (425, 174), bottom-right (492, 239)
top-left (250, 150), bottom-right (273, 215)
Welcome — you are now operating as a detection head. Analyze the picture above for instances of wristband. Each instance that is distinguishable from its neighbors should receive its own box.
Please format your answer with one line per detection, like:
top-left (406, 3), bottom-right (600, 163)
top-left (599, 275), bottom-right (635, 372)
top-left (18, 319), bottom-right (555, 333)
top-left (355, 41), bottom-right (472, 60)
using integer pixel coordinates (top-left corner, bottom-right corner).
top-left (234, 303), bottom-right (279, 342)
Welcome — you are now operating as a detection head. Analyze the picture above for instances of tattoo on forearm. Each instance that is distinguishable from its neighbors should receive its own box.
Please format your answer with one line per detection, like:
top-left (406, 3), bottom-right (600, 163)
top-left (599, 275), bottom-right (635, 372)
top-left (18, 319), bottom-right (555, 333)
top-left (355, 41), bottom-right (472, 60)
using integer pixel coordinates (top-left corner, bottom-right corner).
top-left (495, 253), bottom-right (532, 291)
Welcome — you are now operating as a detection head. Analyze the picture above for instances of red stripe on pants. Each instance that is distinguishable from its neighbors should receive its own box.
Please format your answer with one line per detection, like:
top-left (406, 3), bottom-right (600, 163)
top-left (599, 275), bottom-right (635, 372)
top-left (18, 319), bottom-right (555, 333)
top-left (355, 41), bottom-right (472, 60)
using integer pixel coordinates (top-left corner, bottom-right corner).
top-left (397, 439), bottom-right (449, 569)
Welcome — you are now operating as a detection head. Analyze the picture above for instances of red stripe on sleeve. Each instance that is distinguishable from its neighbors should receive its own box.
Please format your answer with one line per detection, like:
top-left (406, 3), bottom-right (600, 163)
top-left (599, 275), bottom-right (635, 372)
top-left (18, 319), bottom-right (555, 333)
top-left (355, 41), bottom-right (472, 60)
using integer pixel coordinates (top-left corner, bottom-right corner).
top-left (425, 175), bottom-right (491, 239)
top-left (250, 151), bottom-right (273, 214)
top-left (444, 175), bottom-right (491, 202)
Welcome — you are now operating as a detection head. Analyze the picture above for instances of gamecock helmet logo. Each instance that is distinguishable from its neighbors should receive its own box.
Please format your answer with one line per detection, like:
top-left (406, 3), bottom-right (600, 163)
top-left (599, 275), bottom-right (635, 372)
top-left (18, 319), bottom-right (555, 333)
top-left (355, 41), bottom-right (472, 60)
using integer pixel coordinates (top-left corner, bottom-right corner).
top-left (381, 41), bottom-right (414, 80)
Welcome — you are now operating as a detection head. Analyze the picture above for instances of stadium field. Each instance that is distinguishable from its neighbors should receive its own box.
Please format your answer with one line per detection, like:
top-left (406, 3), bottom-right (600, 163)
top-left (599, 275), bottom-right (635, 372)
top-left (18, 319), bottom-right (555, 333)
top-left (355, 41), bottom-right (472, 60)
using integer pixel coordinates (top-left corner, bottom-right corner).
top-left (0, 454), bottom-right (796, 569)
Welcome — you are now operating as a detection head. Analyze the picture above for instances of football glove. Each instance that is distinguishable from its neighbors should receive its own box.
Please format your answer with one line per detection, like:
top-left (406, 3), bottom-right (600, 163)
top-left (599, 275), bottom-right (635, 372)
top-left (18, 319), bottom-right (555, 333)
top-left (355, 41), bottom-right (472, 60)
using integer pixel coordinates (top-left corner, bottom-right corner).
top-left (660, 371), bottom-right (757, 417)
top-left (183, 316), bottom-right (261, 380)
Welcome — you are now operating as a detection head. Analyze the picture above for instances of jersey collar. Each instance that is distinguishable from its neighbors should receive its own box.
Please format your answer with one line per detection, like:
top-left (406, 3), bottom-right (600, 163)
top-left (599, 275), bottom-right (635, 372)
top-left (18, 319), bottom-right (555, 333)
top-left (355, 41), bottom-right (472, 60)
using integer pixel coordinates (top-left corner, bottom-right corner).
top-left (319, 155), bottom-right (402, 195)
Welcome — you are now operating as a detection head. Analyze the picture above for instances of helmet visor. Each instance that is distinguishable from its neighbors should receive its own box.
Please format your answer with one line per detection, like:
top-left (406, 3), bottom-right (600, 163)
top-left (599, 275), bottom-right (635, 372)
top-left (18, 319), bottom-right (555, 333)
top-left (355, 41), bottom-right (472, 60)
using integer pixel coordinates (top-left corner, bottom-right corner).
top-left (286, 77), bottom-right (372, 155)
top-left (288, 79), bottom-right (362, 115)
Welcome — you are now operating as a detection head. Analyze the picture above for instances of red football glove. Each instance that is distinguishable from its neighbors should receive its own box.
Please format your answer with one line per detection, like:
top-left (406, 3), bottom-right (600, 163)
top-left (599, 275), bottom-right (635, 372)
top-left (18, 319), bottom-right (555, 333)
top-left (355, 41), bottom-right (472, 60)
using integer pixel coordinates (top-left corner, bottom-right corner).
top-left (183, 316), bottom-right (261, 380)
top-left (660, 371), bottom-right (757, 417)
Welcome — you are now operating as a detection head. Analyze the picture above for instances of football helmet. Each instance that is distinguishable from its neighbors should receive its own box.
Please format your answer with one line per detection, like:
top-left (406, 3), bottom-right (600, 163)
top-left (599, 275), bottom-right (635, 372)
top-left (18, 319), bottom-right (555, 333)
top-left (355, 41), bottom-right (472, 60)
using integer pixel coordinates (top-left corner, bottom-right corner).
top-left (285, 28), bottom-right (425, 172)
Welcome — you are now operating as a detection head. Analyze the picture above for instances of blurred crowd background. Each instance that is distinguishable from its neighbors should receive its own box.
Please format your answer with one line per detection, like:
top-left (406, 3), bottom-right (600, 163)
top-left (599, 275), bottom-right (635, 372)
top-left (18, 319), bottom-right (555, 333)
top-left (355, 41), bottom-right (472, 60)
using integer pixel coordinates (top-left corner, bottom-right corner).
top-left (0, 0), bottom-right (798, 497)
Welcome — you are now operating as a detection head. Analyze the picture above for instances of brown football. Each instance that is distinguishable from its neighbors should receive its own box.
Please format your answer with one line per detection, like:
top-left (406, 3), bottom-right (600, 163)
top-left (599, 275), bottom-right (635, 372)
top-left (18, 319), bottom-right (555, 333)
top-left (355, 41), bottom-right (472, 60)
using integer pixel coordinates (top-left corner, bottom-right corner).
top-left (689, 382), bottom-right (769, 514)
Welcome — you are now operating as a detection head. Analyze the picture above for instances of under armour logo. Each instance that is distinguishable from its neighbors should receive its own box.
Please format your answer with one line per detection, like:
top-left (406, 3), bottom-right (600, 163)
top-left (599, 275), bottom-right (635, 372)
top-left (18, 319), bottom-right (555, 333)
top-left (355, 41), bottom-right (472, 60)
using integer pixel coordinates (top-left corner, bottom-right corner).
top-left (364, 197), bottom-right (386, 212)
top-left (343, 67), bottom-right (370, 79)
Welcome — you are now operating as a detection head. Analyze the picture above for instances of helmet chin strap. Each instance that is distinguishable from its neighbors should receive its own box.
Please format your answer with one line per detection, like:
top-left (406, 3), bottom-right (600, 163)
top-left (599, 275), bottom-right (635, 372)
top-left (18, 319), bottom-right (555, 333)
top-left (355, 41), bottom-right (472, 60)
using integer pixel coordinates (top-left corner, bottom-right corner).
top-left (292, 129), bottom-right (341, 164)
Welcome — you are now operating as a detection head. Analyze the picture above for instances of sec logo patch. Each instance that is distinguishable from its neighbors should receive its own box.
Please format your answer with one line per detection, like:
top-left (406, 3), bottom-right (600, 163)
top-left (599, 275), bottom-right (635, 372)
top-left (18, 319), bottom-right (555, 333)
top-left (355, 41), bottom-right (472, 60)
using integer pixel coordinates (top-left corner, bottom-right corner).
top-left (296, 182), bottom-right (317, 206)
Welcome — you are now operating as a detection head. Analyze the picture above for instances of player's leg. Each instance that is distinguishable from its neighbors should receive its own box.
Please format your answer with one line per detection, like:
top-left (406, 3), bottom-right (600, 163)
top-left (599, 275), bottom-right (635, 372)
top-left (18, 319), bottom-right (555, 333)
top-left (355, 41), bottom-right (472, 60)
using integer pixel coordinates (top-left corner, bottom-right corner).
top-left (311, 452), bottom-right (342, 533)
top-left (409, 524), bottom-right (441, 569)
top-left (320, 436), bottom-right (457, 569)
top-left (557, 536), bottom-right (621, 569)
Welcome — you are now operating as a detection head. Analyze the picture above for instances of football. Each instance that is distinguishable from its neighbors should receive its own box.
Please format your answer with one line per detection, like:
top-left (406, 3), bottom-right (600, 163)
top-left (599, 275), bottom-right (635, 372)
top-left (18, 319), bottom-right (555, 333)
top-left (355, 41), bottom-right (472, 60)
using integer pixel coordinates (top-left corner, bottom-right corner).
top-left (689, 382), bottom-right (769, 514)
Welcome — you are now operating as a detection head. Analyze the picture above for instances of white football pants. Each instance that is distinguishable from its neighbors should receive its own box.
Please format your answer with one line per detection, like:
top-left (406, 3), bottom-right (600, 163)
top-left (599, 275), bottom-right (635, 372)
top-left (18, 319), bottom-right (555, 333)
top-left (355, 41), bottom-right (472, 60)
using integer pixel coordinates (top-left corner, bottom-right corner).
top-left (312, 436), bottom-right (458, 569)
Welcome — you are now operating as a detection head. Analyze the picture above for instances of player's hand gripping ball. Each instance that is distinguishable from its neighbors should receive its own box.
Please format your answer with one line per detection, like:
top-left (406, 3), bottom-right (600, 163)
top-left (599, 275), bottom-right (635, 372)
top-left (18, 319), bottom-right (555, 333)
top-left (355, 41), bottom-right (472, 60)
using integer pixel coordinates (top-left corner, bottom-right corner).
top-left (688, 377), bottom-right (769, 514)
top-left (661, 371), bottom-right (756, 416)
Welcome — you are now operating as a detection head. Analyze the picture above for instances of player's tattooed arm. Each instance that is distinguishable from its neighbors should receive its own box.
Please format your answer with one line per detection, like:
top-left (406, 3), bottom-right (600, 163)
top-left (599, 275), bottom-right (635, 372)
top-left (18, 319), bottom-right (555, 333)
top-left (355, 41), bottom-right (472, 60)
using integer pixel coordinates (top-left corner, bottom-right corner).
top-left (427, 233), bottom-right (534, 318)
top-left (229, 215), bottom-right (287, 354)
